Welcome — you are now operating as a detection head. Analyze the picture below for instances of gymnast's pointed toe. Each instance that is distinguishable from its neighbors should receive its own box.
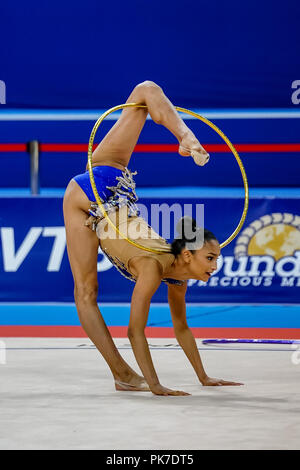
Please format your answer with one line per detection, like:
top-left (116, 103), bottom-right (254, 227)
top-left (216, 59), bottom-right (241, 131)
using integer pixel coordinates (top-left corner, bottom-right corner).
top-left (191, 150), bottom-right (210, 166)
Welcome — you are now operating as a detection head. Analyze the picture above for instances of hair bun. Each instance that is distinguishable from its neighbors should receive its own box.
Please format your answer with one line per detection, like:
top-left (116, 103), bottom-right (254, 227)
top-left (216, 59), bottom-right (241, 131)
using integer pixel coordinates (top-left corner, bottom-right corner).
top-left (171, 218), bottom-right (218, 256)
top-left (176, 216), bottom-right (197, 241)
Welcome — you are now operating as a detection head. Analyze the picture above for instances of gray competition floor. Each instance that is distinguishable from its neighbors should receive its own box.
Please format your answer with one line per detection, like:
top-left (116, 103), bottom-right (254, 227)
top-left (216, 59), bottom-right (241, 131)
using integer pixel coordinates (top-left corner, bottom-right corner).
top-left (0, 338), bottom-right (299, 450)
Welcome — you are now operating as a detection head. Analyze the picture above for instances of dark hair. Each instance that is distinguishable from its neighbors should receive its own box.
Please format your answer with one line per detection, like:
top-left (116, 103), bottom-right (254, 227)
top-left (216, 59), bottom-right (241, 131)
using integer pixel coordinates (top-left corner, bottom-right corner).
top-left (171, 216), bottom-right (218, 256)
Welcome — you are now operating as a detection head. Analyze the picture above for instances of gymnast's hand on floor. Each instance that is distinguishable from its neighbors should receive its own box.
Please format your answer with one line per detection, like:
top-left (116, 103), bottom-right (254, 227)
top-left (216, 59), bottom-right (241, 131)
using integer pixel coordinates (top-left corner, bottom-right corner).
top-left (150, 384), bottom-right (191, 396)
top-left (201, 377), bottom-right (244, 386)
top-left (178, 132), bottom-right (210, 166)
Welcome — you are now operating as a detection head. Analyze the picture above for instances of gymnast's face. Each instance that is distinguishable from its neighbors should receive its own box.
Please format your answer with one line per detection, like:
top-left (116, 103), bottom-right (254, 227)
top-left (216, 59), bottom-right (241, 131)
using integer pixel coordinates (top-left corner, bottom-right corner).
top-left (183, 239), bottom-right (220, 282)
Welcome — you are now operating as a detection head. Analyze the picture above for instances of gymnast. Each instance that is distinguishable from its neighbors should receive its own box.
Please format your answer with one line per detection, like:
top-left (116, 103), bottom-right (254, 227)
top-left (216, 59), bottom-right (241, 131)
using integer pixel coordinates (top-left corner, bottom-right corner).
top-left (63, 81), bottom-right (243, 396)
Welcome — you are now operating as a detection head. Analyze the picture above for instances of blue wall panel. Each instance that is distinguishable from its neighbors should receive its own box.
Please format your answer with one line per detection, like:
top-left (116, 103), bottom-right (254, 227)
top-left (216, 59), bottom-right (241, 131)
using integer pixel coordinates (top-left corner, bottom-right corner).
top-left (0, 1), bottom-right (300, 109)
top-left (1, 114), bottom-right (300, 187)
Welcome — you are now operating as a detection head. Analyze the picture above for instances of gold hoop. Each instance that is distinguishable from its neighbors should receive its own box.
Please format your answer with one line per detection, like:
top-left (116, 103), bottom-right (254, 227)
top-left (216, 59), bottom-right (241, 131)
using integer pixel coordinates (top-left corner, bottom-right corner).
top-left (88, 103), bottom-right (249, 251)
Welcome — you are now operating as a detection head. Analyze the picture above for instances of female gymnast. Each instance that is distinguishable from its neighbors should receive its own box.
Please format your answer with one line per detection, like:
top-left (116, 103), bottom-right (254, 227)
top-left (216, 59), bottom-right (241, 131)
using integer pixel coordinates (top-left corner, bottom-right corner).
top-left (63, 81), bottom-right (243, 396)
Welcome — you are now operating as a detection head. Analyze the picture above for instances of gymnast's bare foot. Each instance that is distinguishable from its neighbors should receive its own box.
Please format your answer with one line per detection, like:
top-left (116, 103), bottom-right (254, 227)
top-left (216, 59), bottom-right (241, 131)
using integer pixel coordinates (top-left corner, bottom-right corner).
top-left (179, 132), bottom-right (210, 166)
top-left (114, 373), bottom-right (150, 392)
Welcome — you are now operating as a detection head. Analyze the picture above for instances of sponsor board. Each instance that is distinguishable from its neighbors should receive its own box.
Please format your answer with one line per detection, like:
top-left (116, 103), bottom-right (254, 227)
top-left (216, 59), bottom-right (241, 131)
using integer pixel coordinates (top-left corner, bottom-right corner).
top-left (0, 197), bottom-right (299, 303)
top-left (189, 212), bottom-right (300, 289)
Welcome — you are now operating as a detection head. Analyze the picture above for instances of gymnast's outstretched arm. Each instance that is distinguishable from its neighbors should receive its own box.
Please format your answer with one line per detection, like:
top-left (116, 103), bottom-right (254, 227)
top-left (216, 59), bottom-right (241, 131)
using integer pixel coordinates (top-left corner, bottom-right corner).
top-left (168, 281), bottom-right (209, 383)
top-left (168, 283), bottom-right (244, 387)
top-left (128, 257), bottom-right (190, 396)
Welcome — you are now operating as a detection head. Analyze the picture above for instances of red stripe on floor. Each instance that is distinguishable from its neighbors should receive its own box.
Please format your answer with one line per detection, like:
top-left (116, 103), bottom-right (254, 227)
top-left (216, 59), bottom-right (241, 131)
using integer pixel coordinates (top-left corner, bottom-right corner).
top-left (0, 326), bottom-right (299, 339)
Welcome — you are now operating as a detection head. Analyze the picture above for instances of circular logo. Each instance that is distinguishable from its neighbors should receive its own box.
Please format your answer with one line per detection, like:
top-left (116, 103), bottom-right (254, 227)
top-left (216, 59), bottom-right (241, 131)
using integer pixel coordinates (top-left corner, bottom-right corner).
top-left (234, 213), bottom-right (300, 260)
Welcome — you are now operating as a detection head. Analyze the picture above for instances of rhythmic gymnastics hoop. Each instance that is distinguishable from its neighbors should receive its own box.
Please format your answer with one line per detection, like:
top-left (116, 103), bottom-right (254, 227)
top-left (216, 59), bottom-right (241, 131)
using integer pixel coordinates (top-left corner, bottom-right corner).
top-left (202, 339), bottom-right (300, 345)
top-left (88, 103), bottom-right (249, 252)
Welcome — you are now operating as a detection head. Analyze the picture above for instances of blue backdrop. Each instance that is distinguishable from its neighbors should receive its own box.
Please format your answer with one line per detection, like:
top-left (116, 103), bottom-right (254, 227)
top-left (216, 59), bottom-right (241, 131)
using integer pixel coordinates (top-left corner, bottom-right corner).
top-left (1, 0), bottom-right (300, 108)
top-left (1, 113), bottom-right (300, 188)
top-left (0, 195), bottom-right (299, 303)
